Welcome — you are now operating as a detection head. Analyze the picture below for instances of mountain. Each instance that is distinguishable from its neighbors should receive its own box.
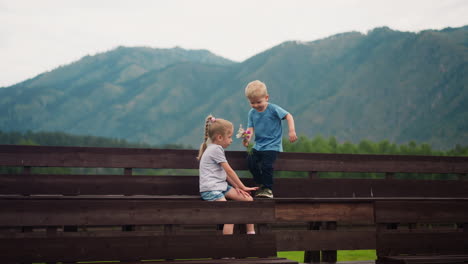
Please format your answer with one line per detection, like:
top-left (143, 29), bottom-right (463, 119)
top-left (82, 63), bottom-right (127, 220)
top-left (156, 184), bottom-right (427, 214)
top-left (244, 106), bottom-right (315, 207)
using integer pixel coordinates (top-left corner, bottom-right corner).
top-left (1, 26), bottom-right (467, 149)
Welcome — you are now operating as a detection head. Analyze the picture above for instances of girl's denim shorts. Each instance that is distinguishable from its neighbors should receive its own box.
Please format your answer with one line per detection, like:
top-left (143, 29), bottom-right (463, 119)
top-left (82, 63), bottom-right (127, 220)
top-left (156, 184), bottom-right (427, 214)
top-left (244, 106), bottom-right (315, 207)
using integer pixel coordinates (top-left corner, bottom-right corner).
top-left (200, 185), bottom-right (232, 201)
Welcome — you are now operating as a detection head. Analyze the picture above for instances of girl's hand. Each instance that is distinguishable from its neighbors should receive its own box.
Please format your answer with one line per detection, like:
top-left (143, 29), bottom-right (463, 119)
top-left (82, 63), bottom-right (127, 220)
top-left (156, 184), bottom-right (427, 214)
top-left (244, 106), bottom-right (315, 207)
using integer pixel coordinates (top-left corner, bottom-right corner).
top-left (235, 188), bottom-right (252, 198)
top-left (243, 186), bottom-right (259, 192)
top-left (242, 139), bottom-right (250, 147)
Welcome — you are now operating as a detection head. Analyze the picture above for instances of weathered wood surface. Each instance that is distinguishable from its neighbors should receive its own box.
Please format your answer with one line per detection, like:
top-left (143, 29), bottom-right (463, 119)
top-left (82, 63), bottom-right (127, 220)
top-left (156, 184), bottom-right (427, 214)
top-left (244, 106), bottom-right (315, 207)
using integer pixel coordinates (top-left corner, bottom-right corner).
top-left (377, 231), bottom-right (468, 256)
top-left (0, 196), bottom-right (385, 226)
top-left (2, 175), bottom-right (468, 197)
top-left (375, 200), bottom-right (468, 223)
top-left (378, 254), bottom-right (468, 264)
top-left (0, 233), bottom-right (277, 262)
top-left (0, 198), bottom-right (276, 226)
top-left (2, 144), bottom-right (468, 173)
top-left (275, 201), bottom-right (374, 223)
top-left (2, 144), bottom-right (468, 264)
top-left (122, 258), bottom-right (299, 264)
top-left (0, 174), bottom-right (201, 195)
top-left (375, 200), bottom-right (468, 263)
top-left (276, 230), bottom-right (375, 251)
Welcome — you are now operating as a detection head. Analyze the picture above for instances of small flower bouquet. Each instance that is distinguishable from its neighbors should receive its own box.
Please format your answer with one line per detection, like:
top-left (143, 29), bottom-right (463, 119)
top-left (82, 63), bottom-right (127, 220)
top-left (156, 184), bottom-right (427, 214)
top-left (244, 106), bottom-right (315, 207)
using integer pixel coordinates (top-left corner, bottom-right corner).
top-left (236, 124), bottom-right (251, 140)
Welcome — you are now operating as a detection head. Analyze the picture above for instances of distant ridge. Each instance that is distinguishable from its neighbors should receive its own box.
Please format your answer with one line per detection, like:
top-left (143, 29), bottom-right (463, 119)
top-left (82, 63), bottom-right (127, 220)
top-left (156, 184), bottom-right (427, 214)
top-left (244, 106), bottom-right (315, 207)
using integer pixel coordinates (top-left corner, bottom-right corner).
top-left (1, 26), bottom-right (467, 149)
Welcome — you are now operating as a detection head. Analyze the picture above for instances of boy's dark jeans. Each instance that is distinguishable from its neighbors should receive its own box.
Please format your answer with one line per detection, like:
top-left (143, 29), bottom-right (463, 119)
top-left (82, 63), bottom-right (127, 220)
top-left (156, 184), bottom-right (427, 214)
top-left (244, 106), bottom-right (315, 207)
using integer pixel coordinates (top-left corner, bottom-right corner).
top-left (247, 149), bottom-right (278, 190)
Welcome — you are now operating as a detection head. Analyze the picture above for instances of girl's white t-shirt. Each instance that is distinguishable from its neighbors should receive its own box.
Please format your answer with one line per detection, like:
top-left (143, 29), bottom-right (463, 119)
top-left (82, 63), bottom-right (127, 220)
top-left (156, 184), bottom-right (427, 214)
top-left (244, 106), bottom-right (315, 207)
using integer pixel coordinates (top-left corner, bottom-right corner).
top-left (199, 144), bottom-right (228, 192)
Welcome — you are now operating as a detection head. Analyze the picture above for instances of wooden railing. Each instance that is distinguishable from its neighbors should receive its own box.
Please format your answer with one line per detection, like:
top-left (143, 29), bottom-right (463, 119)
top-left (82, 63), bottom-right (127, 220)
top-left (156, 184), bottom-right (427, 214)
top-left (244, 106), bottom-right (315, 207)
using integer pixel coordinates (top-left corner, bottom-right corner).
top-left (1, 144), bottom-right (467, 264)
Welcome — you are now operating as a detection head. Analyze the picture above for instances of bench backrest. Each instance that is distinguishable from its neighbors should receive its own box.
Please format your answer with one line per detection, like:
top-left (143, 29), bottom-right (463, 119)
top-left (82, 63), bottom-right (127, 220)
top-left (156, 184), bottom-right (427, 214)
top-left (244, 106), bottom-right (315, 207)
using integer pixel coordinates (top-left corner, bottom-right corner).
top-left (2, 144), bottom-right (468, 173)
top-left (1, 145), bottom-right (468, 198)
top-left (2, 175), bottom-right (468, 198)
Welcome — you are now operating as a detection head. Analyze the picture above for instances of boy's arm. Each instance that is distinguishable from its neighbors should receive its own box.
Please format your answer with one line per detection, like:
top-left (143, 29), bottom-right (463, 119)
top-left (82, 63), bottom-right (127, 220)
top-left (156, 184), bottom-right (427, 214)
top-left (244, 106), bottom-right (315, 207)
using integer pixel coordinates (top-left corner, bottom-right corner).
top-left (285, 113), bottom-right (298, 143)
top-left (243, 127), bottom-right (254, 147)
top-left (220, 162), bottom-right (257, 192)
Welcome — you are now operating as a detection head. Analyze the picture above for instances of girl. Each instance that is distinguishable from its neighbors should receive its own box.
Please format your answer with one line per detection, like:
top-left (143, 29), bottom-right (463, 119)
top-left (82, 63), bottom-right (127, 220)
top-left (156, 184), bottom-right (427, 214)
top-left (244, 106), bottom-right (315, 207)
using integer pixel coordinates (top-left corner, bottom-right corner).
top-left (197, 115), bottom-right (258, 235)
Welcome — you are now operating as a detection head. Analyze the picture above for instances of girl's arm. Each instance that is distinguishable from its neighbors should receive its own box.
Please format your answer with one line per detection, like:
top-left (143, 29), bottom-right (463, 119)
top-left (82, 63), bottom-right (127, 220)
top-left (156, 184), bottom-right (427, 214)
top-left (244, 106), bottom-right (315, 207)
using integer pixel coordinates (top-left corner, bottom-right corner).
top-left (285, 114), bottom-right (298, 143)
top-left (243, 127), bottom-right (254, 147)
top-left (220, 162), bottom-right (258, 192)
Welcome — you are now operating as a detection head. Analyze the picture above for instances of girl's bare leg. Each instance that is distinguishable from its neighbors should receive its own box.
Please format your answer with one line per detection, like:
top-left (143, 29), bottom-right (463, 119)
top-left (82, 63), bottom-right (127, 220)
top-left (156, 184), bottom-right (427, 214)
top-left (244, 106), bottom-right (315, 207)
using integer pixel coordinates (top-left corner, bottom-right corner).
top-left (225, 189), bottom-right (256, 234)
top-left (215, 196), bottom-right (234, 235)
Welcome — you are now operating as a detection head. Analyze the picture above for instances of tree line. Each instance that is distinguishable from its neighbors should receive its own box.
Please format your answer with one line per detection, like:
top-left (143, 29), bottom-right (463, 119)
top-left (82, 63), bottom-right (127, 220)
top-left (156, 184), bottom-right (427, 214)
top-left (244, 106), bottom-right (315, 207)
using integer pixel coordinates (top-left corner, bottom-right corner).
top-left (283, 135), bottom-right (468, 156)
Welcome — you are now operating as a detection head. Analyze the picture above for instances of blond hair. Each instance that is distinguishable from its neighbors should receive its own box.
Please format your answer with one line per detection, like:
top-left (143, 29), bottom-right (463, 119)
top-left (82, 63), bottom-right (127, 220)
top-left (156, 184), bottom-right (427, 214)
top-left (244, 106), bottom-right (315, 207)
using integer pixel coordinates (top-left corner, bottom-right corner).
top-left (245, 80), bottom-right (268, 99)
top-left (197, 115), bottom-right (233, 160)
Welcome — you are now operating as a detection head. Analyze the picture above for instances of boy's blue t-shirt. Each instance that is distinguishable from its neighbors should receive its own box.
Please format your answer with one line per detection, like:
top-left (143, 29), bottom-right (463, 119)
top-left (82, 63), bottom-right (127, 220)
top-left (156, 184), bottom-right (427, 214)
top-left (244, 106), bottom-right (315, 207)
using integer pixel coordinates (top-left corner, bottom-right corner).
top-left (247, 103), bottom-right (289, 152)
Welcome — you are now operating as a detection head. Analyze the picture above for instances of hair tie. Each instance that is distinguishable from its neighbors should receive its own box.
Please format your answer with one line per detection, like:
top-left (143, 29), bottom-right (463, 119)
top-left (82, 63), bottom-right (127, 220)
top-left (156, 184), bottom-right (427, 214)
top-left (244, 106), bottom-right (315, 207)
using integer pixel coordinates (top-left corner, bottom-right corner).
top-left (210, 117), bottom-right (216, 123)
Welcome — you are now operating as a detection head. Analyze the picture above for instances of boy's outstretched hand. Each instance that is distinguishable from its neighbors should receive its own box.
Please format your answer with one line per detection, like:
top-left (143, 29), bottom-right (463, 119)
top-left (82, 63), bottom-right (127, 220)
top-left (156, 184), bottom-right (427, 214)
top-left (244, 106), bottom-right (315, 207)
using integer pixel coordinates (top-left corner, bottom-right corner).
top-left (289, 130), bottom-right (298, 143)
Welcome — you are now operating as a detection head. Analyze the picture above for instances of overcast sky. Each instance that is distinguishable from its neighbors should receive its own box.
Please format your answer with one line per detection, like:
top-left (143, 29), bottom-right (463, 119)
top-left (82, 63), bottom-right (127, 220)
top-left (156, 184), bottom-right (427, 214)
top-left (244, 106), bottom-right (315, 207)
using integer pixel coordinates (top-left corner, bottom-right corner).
top-left (1, 0), bottom-right (467, 87)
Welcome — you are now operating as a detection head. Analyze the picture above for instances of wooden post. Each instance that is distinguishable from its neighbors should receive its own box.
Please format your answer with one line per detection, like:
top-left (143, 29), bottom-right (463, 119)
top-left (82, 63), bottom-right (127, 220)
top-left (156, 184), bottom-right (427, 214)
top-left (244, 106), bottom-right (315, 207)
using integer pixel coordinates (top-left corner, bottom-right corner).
top-left (217, 224), bottom-right (224, 234)
top-left (458, 173), bottom-right (468, 181)
top-left (305, 172), bottom-right (320, 263)
top-left (124, 167), bottom-right (133, 176)
top-left (164, 224), bottom-right (176, 261)
top-left (304, 222), bottom-right (321, 263)
top-left (164, 224), bottom-right (177, 235)
top-left (321, 221), bottom-right (337, 264)
top-left (385, 172), bottom-right (395, 180)
top-left (376, 223), bottom-right (386, 263)
top-left (22, 166), bottom-right (31, 175)
top-left (308, 171), bottom-right (318, 179)
top-left (234, 223), bottom-right (247, 234)
top-left (122, 167), bottom-right (135, 231)
top-left (257, 223), bottom-right (272, 235)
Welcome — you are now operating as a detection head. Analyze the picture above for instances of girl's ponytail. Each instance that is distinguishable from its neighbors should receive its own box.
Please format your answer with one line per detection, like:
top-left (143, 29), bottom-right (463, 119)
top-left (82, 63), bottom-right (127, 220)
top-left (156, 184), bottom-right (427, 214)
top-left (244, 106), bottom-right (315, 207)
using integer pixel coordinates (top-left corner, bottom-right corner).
top-left (197, 115), bottom-right (214, 160)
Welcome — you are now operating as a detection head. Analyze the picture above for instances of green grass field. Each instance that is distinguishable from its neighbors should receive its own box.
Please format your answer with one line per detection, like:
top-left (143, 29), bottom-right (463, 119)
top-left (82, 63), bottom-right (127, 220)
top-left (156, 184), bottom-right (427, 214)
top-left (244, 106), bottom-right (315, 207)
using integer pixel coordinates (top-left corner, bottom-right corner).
top-left (277, 250), bottom-right (377, 263)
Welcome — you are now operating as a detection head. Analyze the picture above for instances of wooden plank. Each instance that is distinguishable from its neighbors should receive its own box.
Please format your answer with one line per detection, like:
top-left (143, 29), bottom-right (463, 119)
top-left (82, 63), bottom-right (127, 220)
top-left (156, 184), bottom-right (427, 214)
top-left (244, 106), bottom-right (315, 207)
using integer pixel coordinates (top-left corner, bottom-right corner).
top-left (364, 179), bottom-right (468, 198)
top-left (376, 231), bottom-right (468, 256)
top-left (2, 144), bottom-right (468, 173)
top-left (276, 230), bottom-right (376, 251)
top-left (275, 201), bottom-right (374, 223)
top-left (375, 200), bottom-right (468, 223)
top-left (125, 258), bottom-right (299, 264)
top-left (0, 199), bottom-right (275, 226)
top-left (273, 152), bottom-right (468, 174)
top-left (381, 255), bottom-right (468, 264)
top-left (272, 178), bottom-right (468, 198)
top-left (4, 175), bottom-right (467, 198)
top-left (0, 174), bottom-right (200, 195)
top-left (0, 145), bottom-right (200, 169)
top-left (0, 233), bottom-right (277, 262)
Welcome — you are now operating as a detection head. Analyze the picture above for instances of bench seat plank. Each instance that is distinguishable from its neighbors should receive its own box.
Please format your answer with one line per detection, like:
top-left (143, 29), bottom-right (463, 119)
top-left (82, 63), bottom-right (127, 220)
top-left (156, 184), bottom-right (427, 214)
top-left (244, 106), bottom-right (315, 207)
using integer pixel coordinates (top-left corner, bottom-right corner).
top-left (0, 199), bottom-right (275, 226)
top-left (0, 234), bottom-right (277, 262)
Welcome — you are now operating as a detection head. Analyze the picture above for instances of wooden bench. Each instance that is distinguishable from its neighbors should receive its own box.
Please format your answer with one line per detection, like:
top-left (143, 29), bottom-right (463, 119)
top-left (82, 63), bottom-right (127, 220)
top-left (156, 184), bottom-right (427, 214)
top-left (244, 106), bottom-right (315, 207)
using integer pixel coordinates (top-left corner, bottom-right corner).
top-left (1, 144), bottom-right (468, 264)
top-left (375, 199), bottom-right (468, 264)
top-left (0, 195), bottom-right (298, 264)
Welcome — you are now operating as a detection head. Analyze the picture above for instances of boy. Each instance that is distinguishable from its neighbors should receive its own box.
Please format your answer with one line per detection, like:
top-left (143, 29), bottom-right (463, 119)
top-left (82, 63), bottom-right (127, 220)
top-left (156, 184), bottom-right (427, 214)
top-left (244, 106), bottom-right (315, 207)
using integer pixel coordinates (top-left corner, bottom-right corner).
top-left (242, 80), bottom-right (297, 198)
